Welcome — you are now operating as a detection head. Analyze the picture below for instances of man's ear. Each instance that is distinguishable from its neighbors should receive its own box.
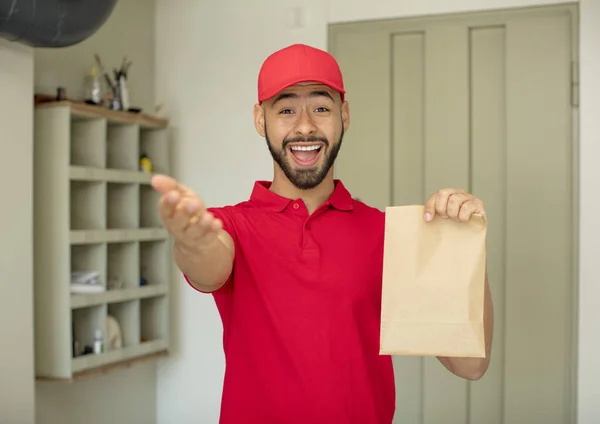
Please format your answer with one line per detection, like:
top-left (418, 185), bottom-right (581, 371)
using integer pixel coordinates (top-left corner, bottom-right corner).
top-left (341, 101), bottom-right (350, 133)
top-left (254, 104), bottom-right (266, 137)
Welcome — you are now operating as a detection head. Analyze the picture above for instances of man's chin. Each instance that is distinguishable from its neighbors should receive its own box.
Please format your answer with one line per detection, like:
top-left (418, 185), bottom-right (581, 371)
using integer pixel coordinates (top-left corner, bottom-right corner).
top-left (291, 180), bottom-right (322, 191)
top-left (290, 165), bottom-right (319, 174)
top-left (287, 170), bottom-right (330, 190)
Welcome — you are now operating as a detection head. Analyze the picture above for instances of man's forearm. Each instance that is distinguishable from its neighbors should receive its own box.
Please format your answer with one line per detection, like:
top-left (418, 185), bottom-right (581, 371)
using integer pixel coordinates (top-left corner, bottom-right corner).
top-left (437, 273), bottom-right (494, 381)
top-left (174, 230), bottom-right (234, 292)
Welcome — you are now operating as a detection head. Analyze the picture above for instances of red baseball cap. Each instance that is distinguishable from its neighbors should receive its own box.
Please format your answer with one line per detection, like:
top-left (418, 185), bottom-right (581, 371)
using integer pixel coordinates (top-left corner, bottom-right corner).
top-left (257, 44), bottom-right (346, 104)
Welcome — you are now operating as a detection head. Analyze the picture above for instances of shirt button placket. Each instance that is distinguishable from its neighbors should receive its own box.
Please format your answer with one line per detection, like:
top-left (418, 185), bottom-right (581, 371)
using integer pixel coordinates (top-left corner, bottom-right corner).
top-left (302, 218), bottom-right (318, 255)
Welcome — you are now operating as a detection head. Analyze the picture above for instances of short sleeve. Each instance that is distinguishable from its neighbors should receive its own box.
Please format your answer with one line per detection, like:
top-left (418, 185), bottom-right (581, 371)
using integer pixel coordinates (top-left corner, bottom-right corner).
top-left (182, 206), bottom-right (237, 295)
top-left (208, 206), bottom-right (238, 246)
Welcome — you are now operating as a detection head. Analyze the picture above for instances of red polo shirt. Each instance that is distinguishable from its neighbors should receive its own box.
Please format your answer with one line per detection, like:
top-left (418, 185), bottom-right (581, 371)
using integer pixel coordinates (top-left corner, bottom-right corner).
top-left (185, 180), bottom-right (396, 423)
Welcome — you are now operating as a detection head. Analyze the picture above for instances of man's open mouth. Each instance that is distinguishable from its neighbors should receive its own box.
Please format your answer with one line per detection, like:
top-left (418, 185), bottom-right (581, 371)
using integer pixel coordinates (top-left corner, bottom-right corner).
top-left (288, 144), bottom-right (323, 166)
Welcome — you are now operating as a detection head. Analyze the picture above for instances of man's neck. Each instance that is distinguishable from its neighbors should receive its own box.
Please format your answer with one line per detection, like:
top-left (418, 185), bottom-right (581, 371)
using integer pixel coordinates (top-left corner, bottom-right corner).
top-left (269, 171), bottom-right (335, 215)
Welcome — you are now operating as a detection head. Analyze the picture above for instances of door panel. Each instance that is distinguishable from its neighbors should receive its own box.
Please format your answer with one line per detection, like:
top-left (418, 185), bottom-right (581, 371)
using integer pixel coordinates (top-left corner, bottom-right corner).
top-left (329, 4), bottom-right (577, 424)
top-left (392, 32), bottom-right (425, 207)
top-left (391, 32), bottom-right (426, 424)
top-left (468, 25), bottom-right (506, 424)
top-left (504, 13), bottom-right (574, 424)
top-left (421, 23), bottom-right (471, 424)
top-left (330, 31), bottom-right (391, 210)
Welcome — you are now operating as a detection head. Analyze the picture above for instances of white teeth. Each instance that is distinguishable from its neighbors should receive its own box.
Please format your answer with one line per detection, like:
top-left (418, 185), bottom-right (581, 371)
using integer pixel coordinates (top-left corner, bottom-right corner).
top-left (290, 145), bottom-right (320, 151)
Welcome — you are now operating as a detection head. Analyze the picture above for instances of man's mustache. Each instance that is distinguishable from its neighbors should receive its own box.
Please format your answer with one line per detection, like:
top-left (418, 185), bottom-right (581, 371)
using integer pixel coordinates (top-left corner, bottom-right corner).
top-left (282, 136), bottom-right (329, 149)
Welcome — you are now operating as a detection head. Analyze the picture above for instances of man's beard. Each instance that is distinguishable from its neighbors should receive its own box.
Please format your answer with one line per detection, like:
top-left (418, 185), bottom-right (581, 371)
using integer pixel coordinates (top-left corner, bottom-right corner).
top-left (265, 118), bottom-right (344, 190)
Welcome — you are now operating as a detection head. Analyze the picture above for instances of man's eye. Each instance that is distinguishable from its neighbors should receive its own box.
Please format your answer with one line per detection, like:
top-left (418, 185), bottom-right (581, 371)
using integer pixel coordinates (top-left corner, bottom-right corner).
top-left (315, 107), bottom-right (329, 113)
top-left (279, 109), bottom-right (293, 114)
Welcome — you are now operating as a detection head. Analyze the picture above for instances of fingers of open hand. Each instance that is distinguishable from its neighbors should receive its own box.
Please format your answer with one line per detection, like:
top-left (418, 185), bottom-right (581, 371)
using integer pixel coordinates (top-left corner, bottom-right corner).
top-left (185, 211), bottom-right (223, 241)
top-left (158, 190), bottom-right (218, 243)
top-left (158, 190), bottom-right (183, 224)
top-left (170, 196), bottom-right (204, 233)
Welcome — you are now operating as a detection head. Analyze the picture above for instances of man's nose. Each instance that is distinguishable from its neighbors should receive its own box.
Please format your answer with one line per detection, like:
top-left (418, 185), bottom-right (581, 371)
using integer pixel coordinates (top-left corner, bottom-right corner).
top-left (293, 108), bottom-right (317, 137)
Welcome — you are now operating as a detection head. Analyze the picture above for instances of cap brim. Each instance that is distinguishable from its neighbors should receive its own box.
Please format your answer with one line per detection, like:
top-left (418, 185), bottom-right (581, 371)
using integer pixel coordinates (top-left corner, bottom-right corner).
top-left (259, 77), bottom-right (346, 103)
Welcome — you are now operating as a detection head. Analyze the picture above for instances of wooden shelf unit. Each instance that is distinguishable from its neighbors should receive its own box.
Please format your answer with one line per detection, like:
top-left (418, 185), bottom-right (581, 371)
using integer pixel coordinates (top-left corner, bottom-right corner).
top-left (33, 101), bottom-right (173, 381)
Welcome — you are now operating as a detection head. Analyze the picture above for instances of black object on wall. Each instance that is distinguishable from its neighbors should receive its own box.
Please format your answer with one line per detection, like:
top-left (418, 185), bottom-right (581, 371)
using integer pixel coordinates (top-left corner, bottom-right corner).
top-left (0, 0), bottom-right (118, 48)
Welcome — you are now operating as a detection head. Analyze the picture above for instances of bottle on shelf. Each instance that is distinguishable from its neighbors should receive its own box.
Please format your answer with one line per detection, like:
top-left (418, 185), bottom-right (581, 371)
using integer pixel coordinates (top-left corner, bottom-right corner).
top-left (93, 329), bottom-right (104, 354)
top-left (140, 153), bottom-right (153, 173)
top-left (84, 66), bottom-right (103, 105)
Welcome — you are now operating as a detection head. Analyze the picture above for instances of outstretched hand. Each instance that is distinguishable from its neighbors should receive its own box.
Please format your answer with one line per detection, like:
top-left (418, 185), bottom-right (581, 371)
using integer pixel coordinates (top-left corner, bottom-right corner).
top-left (423, 188), bottom-right (486, 223)
top-left (151, 174), bottom-right (223, 250)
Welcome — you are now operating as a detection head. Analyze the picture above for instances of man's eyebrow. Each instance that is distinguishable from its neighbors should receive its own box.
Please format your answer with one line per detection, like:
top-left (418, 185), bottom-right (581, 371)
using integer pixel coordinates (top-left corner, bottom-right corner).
top-left (272, 90), bottom-right (335, 106)
top-left (272, 92), bottom-right (297, 106)
top-left (310, 90), bottom-right (334, 101)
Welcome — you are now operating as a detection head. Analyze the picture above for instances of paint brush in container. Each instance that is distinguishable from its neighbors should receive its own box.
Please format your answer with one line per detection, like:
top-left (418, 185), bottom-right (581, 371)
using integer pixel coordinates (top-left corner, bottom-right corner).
top-left (94, 53), bottom-right (115, 92)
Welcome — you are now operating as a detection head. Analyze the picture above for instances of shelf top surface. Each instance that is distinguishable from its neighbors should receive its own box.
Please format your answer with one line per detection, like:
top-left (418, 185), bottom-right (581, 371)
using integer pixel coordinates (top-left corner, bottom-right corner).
top-left (36, 100), bottom-right (169, 129)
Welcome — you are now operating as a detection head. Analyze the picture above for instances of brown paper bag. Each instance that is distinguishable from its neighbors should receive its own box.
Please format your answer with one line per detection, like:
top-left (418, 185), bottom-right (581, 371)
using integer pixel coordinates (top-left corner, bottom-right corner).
top-left (380, 205), bottom-right (487, 358)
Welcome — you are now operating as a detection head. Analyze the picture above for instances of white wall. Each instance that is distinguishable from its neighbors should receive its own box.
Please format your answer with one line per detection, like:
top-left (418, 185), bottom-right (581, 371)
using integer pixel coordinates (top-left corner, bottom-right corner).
top-left (35, 0), bottom-right (156, 114)
top-left (576, 1), bottom-right (600, 422)
top-left (0, 38), bottom-right (35, 424)
top-left (33, 2), bottom-right (160, 423)
top-left (155, 1), bottom-right (599, 423)
top-left (0, 2), bottom-right (162, 423)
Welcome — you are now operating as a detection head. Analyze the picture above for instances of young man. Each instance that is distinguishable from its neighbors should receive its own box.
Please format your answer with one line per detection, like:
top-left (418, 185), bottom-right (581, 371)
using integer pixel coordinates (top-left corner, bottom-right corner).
top-left (152, 44), bottom-right (494, 424)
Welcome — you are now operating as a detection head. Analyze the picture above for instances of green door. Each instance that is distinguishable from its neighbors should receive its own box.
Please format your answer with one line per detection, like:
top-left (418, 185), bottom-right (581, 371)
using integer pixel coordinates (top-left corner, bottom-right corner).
top-left (329, 4), bottom-right (578, 424)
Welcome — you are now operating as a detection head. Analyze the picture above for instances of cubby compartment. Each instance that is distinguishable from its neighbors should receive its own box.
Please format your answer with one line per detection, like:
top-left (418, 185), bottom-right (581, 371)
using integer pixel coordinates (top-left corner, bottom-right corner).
top-left (141, 295), bottom-right (168, 343)
top-left (107, 242), bottom-right (139, 290)
top-left (71, 243), bottom-right (106, 289)
top-left (140, 184), bottom-right (162, 228)
top-left (70, 181), bottom-right (106, 230)
top-left (70, 118), bottom-right (107, 168)
top-left (107, 300), bottom-right (140, 349)
top-left (107, 183), bottom-right (139, 229)
top-left (140, 240), bottom-right (169, 286)
top-left (71, 304), bottom-right (107, 358)
top-left (140, 128), bottom-right (169, 174)
top-left (106, 123), bottom-right (139, 171)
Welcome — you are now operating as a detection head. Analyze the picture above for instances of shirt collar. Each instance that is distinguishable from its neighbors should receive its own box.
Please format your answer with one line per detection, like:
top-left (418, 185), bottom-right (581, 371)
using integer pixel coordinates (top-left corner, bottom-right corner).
top-left (249, 180), bottom-right (354, 212)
